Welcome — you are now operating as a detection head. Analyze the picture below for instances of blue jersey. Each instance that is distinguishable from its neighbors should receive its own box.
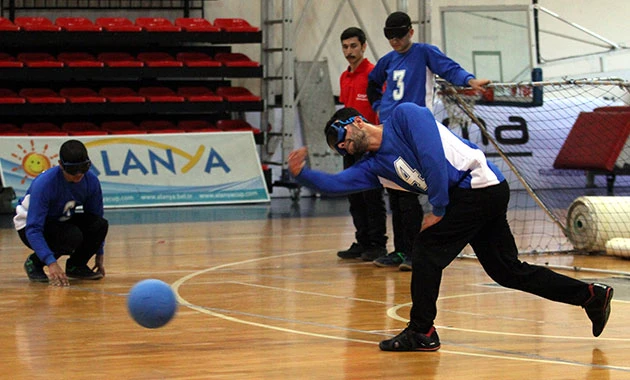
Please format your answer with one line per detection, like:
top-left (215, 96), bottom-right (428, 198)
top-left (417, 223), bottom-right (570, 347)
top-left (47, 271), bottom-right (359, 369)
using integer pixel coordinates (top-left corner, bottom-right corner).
top-left (296, 103), bottom-right (504, 217)
top-left (13, 166), bottom-right (104, 265)
top-left (368, 43), bottom-right (475, 121)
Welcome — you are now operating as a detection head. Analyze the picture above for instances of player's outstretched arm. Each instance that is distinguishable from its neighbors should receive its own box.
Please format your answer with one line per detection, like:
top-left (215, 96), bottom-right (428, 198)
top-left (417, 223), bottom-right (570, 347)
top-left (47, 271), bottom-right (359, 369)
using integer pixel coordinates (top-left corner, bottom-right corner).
top-left (288, 147), bottom-right (308, 177)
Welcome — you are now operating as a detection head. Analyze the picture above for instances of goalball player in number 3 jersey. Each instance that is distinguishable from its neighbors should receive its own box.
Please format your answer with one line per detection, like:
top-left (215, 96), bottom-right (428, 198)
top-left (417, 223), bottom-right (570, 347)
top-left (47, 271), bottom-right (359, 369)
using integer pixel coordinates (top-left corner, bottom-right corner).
top-left (288, 103), bottom-right (613, 351)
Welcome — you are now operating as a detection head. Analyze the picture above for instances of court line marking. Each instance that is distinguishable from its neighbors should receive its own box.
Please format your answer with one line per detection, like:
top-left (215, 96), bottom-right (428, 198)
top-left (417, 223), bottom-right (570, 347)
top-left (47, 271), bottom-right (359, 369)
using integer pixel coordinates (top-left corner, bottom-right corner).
top-left (172, 250), bottom-right (630, 371)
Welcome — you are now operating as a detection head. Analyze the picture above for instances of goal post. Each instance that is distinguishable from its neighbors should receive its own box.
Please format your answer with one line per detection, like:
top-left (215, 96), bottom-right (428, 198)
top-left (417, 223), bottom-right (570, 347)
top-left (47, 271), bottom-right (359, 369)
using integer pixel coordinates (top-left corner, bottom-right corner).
top-left (433, 77), bottom-right (630, 255)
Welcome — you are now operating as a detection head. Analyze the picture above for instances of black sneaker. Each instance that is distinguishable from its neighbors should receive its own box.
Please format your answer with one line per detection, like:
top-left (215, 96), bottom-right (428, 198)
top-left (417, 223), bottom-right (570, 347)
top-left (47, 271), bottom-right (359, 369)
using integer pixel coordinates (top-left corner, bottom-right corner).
top-left (379, 325), bottom-right (441, 352)
top-left (373, 252), bottom-right (406, 267)
top-left (24, 256), bottom-right (48, 282)
top-left (583, 283), bottom-right (614, 337)
top-left (337, 243), bottom-right (364, 259)
top-left (360, 246), bottom-right (387, 261)
top-left (399, 256), bottom-right (412, 272)
top-left (66, 264), bottom-right (104, 280)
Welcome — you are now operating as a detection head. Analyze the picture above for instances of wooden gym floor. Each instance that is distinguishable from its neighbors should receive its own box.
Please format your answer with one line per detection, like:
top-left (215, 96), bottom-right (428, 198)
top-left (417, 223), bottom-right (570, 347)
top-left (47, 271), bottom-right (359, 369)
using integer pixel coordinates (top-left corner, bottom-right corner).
top-left (0, 197), bottom-right (629, 380)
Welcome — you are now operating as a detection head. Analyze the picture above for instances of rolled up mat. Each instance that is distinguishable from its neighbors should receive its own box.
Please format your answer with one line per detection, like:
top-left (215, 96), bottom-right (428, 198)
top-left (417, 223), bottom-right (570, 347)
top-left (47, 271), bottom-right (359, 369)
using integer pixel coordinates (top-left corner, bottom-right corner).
top-left (566, 196), bottom-right (630, 252)
top-left (605, 238), bottom-right (630, 258)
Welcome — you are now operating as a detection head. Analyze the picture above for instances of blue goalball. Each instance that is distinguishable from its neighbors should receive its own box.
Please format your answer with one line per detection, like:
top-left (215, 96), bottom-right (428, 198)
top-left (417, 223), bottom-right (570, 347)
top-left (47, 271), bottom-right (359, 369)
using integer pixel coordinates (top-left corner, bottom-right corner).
top-left (127, 279), bottom-right (177, 329)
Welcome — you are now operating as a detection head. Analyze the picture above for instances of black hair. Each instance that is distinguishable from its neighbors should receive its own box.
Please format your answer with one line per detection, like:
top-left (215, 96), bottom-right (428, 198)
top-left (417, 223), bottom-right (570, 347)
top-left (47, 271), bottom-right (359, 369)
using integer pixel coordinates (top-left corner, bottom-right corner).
top-left (60, 139), bottom-right (89, 164)
top-left (340, 27), bottom-right (366, 45)
top-left (324, 107), bottom-right (363, 136)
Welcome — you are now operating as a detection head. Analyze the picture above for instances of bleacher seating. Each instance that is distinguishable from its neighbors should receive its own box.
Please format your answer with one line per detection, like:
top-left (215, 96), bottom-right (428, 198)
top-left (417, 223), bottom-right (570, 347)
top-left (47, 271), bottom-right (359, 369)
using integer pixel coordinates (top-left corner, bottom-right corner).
top-left (55, 17), bottom-right (102, 32)
top-left (19, 88), bottom-right (66, 103)
top-left (135, 17), bottom-right (181, 32)
top-left (177, 120), bottom-right (220, 132)
top-left (61, 121), bottom-right (101, 133)
top-left (22, 122), bottom-right (61, 134)
top-left (101, 120), bottom-right (145, 134)
top-left (0, 17), bottom-right (20, 31)
top-left (177, 87), bottom-right (222, 102)
top-left (96, 17), bottom-right (142, 32)
top-left (214, 52), bottom-right (259, 67)
top-left (97, 52), bottom-right (144, 67)
top-left (18, 53), bottom-right (64, 68)
top-left (213, 18), bottom-right (259, 32)
top-left (138, 87), bottom-right (185, 103)
top-left (58, 52), bottom-right (104, 67)
top-left (175, 18), bottom-right (220, 32)
top-left (0, 53), bottom-right (24, 67)
top-left (14, 17), bottom-right (62, 31)
top-left (137, 52), bottom-right (183, 67)
top-left (99, 87), bottom-right (146, 103)
top-left (60, 88), bottom-right (107, 103)
top-left (0, 89), bottom-right (26, 104)
top-left (176, 52), bottom-right (221, 67)
top-left (216, 86), bottom-right (261, 102)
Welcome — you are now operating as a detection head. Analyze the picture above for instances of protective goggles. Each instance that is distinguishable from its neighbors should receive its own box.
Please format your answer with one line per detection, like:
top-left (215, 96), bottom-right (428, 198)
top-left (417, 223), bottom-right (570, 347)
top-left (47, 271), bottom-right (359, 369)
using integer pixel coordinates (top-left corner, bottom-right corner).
top-left (384, 25), bottom-right (411, 40)
top-left (326, 116), bottom-right (366, 156)
top-left (61, 159), bottom-right (91, 175)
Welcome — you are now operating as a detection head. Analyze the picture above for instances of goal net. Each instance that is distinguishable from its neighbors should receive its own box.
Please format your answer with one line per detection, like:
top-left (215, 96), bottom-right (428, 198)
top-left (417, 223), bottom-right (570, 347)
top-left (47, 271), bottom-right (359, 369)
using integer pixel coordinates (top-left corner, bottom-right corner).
top-left (433, 78), bottom-right (630, 254)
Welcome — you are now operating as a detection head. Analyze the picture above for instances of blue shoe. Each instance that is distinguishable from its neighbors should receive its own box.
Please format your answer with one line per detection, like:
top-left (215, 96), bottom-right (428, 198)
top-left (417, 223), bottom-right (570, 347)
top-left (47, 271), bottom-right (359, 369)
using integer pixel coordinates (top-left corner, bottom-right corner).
top-left (373, 252), bottom-right (405, 267)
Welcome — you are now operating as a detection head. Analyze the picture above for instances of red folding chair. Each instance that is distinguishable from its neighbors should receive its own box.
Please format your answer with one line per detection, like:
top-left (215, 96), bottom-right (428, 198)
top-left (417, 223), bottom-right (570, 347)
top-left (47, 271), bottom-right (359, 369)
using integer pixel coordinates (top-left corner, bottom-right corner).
top-left (135, 18), bottom-right (181, 32)
top-left (55, 17), bottom-right (102, 32)
top-left (215, 87), bottom-right (261, 102)
top-left (0, 17), bottom-right (20, 31)
top-left (0, 89), bottom-right (26, 104)
top-left (97, 52), bottom-right (144, 67)
top-left (137, 52), bottom-right (183, 67)
top-left (213, 18), bottom-right (259, 32)
top-left (96, 17), bottom-right (142, 32)
top-left (177, 87), bottom-right (222, 102)
top-left (60, 88), bottom-right (107, 103)
top-left (174, 18), bottom-right (220, 32)
top-left (18, 53), bottom-right (64, 68)
top-left (99, 87), bottom-right (145, 103)
top-left (138, 87), bottom-right (185, 103)
top-left (213, 52), bottom-right (259, 67)
top-left (19, 88), bottom-right (66, 103)
top-left (58, 52), bottom-right (104, 68)
top-left (14, 17), bottom-right (62, 31)
top-left (176, 52), bottom-right (221, 67)
top-left (0, 53), bottom-right (24, 68)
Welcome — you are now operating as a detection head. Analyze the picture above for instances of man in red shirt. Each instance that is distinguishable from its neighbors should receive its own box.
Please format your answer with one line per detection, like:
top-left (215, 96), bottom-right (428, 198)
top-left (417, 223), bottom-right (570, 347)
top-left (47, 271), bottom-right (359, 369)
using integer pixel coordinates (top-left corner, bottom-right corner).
top-left (336, 27), bottom-right (388, 262)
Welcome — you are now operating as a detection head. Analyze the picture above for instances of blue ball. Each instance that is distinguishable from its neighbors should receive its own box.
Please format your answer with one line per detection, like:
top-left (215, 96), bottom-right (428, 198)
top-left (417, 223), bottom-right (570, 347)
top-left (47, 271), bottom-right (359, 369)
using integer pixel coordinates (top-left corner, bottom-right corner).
top-left (127, 279), bottom-right (177, 329)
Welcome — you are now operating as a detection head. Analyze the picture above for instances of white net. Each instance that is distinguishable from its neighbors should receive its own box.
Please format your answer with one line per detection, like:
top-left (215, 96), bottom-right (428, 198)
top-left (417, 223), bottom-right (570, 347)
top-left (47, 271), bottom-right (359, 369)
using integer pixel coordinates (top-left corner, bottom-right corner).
top-left (433, 78), bottom-right (630, 254)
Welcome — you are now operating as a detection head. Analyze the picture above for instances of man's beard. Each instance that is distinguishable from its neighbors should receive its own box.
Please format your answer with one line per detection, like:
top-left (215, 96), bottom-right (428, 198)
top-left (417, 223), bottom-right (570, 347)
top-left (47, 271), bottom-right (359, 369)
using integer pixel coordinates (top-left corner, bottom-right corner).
top-left (348, 128), bottom-right (369, 155)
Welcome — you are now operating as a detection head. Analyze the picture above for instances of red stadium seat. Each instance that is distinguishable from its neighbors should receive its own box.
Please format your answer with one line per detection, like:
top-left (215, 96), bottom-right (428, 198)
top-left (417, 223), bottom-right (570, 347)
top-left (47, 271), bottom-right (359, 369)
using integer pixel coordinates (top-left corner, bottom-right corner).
top-left (176, 52), bottom-right (221, 67)
top-left (174, 18), bottom-right (220, 32)
top-left (177, 120), bottom-right (219, 132)
top-left (140, 120), bottom-right (180, 133)
top-left (0, 17), bottom-right (20, 31)
top-left (56, 17), bottom-right (102, 32)
top-left (135, 17), bottom-right (181, 32)
top-left (177, 87), bottom-right (222, 102)
top-left (19, 88), bottom-right (66, 103)
top-left (99, 87), bottom-right (145, 103)
top-left (137, 52), bottom-right (183, 67)
top-left (22, 122), bottom-right (61, 134)
top-left (18, 53), bottom-right (64, 68)
top-left (0, 53), bottom-right (23, 68)
top-left (58, 52), bottom-right (104, 68)
top-left (0, 89), bottom-right (26, 104)
top-left (215, 86), bottom-right (261, 102)
top-left (216, 119), bottom-right (257, 131)
top-left (213, 52), bottom-right (259, 67)
top-left (1, 131), bottom-right (28, 136)
top-left (68, 130), bottom-right (108, 136)
top-left (101, 120), bottom-right (141, 133)
top-left (0, 123), bottom-right (20, 132)
top-left (60, 88), bottom-right (107, 103)
top-left (96, 17), bottom-right (142, 32)
top-left (213, 18), bottom-right (259, 32)
top-left (97, 52), bottom-right (144, 67)
top-left (14, 17), bottom-right (62, 31)
top-left (138, 87), bottom-right (185, 103)
top-left (61, 121), bottom-right (101, 133)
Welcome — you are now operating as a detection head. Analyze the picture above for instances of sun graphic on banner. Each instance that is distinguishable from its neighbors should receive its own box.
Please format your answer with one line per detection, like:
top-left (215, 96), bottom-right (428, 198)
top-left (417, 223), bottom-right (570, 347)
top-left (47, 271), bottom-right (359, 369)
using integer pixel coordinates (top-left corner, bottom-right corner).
top-left (11, 140), bottom-right (58, 184)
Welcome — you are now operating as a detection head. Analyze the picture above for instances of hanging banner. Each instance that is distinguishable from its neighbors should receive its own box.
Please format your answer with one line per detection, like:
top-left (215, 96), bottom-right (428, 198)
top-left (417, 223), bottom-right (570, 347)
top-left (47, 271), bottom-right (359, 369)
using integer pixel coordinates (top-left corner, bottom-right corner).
top-left (0, 132), bottom-right (270, 208)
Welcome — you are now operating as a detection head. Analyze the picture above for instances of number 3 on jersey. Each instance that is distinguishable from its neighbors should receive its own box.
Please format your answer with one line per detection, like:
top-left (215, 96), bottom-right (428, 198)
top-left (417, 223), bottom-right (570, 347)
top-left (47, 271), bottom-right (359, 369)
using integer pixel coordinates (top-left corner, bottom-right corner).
top-left (394, 157), bottom-right (427, 190)
top-left (392, 69), bottom-right (405, 100)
